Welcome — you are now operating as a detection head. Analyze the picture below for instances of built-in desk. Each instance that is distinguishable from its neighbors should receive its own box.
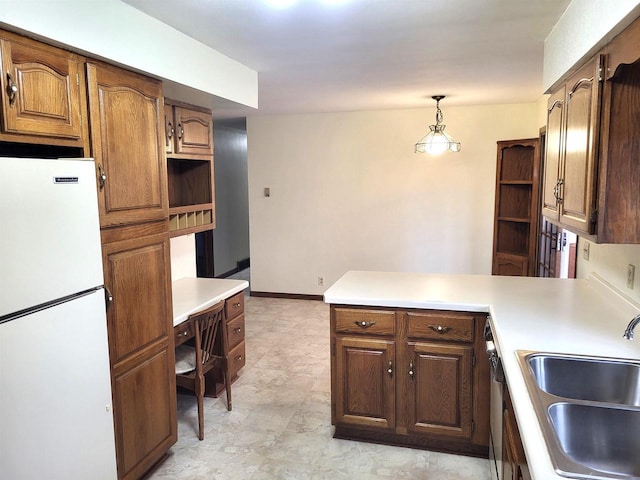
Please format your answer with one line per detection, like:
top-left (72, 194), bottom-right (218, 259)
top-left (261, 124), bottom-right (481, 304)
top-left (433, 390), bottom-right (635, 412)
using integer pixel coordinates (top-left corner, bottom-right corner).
top-left (172, 277), bottom-right (249, 397)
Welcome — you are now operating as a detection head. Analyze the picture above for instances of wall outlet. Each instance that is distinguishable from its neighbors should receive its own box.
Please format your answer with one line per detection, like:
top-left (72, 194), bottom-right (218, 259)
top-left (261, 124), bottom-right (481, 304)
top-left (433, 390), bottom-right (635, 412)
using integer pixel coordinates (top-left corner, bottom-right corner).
top-left (583, 242), bottom-right (590, 260)
top-left (628, 264), bottom-right (635, 289)
top-left (318, 276), bottom-right (324, 286)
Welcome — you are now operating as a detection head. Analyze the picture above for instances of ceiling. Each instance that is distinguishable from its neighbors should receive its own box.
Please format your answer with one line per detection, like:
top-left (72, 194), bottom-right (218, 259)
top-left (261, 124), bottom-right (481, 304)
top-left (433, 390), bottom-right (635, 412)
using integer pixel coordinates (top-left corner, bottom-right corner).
top-left (122, 0), bottom-right (572, 118)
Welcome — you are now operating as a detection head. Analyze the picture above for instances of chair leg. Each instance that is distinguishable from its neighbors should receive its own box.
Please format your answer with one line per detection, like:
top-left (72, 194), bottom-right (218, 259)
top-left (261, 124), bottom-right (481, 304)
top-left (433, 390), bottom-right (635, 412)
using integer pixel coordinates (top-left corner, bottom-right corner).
top-left (224, 359), bottom-right (232, 411)
top-left (196, 374), bottom-right (205, 440)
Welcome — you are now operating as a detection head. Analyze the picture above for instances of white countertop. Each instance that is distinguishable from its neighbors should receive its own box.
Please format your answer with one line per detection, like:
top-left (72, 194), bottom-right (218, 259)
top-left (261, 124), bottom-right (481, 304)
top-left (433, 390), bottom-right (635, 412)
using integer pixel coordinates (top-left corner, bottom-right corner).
top-left (324, 270), bottom-right (640, 480)
top-left (172, 277), bottom-right (249, 326)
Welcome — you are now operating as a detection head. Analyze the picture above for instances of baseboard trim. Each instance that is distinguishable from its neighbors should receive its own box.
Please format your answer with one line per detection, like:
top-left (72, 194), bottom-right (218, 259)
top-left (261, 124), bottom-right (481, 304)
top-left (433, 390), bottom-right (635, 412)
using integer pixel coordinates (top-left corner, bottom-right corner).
top-left (250, 291), bottom-right (324, 301)
top-left (217, 267), bottom-right (239, 279)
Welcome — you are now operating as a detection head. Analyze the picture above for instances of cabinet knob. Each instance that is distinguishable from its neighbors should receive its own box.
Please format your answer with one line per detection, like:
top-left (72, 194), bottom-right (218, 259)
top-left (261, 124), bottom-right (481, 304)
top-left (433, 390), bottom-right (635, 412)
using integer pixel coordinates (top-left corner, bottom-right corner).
top-left (234, 327), bottom-right (242, 334)
top-left (98, 163), bottom-right (107, 190)
top-left (234, 302), bottom-right (241, 308)
top-left (354, 320), bottom-right (376, 329)
top-left (428, 324), bottom-right (451, 334)
top-left (235, 355), bottom-right (243, 362)
top-left (6, 72), bottom-right (17, 106)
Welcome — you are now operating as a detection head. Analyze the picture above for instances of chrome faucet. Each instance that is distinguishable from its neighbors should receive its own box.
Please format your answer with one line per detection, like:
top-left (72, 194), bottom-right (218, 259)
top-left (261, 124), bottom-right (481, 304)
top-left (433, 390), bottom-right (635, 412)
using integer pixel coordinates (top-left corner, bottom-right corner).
top-left (623, 313), bottom-right (640, 340)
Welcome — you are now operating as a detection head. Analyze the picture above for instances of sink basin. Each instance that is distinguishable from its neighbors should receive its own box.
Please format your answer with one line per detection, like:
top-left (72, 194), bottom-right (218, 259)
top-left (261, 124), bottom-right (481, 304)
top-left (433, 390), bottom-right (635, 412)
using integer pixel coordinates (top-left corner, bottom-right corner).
top-left (527, 354), bottom-right (640, 406)
top-left (517, 351), bottom-right (640, 479)
top-left (549, 402), bottom-right (640, 478)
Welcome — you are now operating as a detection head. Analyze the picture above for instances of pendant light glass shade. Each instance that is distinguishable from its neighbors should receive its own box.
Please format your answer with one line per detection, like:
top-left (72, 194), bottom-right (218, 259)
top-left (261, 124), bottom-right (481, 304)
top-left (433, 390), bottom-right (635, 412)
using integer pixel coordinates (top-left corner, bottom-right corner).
top-left (415, 96), bottom-right (461, 154)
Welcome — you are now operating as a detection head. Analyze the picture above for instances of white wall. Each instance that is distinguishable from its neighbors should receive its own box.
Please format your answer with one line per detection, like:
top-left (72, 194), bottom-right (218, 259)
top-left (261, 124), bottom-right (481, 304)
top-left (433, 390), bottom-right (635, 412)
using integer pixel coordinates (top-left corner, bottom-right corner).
top-left (170, 235), bottom-right (196, 282)
top-left (543, 0), bottom-right (640, 91)
top-left (0, 0), bottom-right (258, 109)
top-left (247, 104), bottom-right (539, 295)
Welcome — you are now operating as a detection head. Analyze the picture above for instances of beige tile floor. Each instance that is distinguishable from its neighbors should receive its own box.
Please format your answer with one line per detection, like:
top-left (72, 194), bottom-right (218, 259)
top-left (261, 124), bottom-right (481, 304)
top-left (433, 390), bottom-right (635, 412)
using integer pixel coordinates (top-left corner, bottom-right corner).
top-left (149, 282), bottom-right (491, 479)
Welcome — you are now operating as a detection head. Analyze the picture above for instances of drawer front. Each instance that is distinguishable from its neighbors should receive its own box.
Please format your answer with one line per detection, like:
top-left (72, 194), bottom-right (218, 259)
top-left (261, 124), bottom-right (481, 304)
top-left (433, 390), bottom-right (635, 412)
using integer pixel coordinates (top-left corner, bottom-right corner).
top-left (225, 292), bottom-right (244, 319)
top-left (227, 341), bottom-right (246, 379)
top-left (227, 314), bottom-right (245, 350)
top-left (173, 321), bottom-right (193, 347)
top-left (334, 308), bottom-right (395, 336)
top-left (406, 311), bottom-right (475, 343)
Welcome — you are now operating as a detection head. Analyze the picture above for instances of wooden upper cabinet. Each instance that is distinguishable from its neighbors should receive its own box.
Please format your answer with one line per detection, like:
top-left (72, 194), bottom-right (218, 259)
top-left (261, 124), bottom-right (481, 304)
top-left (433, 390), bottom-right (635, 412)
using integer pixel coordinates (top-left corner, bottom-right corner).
top-left (542, 88), bottom-right (564, 219)
top-left (560, 58), bottom-right (601, 233)
top-left (542, 55), bottom-right (602, 235)
top-left (0, 31), bottom-right (85, 144)
top-left (165, 99), bottom-right (213, 157)
top-left (86, 62), bottom-right (168, 228)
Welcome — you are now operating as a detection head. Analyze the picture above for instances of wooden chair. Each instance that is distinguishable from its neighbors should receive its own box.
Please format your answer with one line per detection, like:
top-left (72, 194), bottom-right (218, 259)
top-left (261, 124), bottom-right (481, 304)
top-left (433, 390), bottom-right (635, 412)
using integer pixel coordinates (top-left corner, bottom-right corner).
top-left (174, 300), bottom-right (231, 440)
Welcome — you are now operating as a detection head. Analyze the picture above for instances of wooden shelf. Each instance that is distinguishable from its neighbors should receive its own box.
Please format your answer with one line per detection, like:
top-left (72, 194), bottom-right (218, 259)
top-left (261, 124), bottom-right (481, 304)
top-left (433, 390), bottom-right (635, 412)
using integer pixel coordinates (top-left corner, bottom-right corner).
top-left (169, 204), bottom-right (214, 236)
top-left (492, 139), bottom-right (540, 276)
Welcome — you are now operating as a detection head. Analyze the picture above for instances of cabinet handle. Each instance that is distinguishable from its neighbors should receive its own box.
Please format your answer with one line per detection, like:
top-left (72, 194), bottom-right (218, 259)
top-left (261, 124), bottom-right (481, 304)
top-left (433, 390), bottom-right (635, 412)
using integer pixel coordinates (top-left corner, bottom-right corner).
top-left (166, 120), bottom-right (174, 141)
top-left (6, 72), bottom-right (17, 106)
top-left (177, 123), bottom-right (184, 140)
top-left (553, 178), bottom-right (564, 204)
top-left (104, 285), bottom-right (113, 311)
top-left (235, 355), bottom-right (243, 362)
top-left (98, 163), bottom-right (107, 190)
top-left (354, 320), bottom-right (376, 329)
top-left (408, 361), bottom-right (414, 380)
top-left (234, 302), bottom-right (241, 309)
top-left (234, 327), bottom-right (242, 334)
top-left (387, 361), bottom-right (393, 377)
top-left (178, 330), bottom-right (189, 337)
top-left (428, 325), bottom-right (451, 334)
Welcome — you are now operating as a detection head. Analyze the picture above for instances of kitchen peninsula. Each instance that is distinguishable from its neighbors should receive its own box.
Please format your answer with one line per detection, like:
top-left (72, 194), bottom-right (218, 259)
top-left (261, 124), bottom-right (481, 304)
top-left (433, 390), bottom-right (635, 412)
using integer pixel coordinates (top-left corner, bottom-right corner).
top-left (324, 271), bottom-right (640, 480)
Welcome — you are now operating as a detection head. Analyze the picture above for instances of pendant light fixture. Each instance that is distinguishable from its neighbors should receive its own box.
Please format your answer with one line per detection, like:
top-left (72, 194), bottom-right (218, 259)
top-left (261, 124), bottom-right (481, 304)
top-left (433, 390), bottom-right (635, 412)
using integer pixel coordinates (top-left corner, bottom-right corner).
top-left (415, 95), bottom-right (461, 154)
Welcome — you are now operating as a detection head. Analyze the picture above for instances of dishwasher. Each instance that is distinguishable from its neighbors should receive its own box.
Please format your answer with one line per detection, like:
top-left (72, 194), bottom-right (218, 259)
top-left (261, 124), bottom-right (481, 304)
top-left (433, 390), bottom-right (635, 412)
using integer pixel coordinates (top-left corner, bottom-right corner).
top-left (485, 318), bottom-right (504, 480)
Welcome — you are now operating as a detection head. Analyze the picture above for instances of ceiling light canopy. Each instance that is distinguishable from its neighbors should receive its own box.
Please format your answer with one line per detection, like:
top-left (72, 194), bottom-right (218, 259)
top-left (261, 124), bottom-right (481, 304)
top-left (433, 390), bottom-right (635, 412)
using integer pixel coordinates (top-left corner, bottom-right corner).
top-left (415, 96), bottom-right (461, 155)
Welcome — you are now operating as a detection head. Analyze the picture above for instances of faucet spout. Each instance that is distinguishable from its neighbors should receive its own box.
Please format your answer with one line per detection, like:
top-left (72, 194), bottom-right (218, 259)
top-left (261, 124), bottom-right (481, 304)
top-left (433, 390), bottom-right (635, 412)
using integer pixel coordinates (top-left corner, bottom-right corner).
top-left (623, 313), bottom-right (640, 340)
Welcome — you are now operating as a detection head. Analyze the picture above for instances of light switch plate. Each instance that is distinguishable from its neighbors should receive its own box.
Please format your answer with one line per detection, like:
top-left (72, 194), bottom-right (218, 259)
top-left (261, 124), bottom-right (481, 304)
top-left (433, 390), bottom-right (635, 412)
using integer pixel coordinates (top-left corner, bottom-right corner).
top-left (583, 242), bottom-right (590, 260)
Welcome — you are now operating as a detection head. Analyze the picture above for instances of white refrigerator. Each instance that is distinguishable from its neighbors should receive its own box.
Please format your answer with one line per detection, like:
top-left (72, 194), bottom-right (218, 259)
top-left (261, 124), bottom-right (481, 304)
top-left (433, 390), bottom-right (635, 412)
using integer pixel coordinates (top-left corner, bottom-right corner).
top-left (0, 157), bottom-right (117, 480)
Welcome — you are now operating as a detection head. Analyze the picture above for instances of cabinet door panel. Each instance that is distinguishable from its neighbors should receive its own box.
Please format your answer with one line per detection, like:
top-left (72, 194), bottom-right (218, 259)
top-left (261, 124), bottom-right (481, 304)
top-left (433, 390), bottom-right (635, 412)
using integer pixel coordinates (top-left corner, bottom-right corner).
top-left (112, 347), bottom-right (176, 480)
top-left (87, 62), bottom-right (167, 227)
top-left (407, 342), bottom-right (472, 439)
top-left (175, 106), bottom-right (213, 155)
top-left (103, 232), bottom-right (172, 365)
top-left (335, 336), bottom-right (395, 429)
top-left (560, 58), bottom-right (601, 233)
top-left (0, 37), bottom-right (83, 139)
top-left (542, 87), bottom-right (564, 219)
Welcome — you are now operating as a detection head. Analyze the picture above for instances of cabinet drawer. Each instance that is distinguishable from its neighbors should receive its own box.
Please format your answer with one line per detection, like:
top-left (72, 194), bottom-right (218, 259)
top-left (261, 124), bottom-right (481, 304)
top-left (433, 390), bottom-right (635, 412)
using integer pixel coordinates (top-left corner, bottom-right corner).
top-left (406, 311), bottom-right (475, 343)
top-left (334, 308), bottom-right (395, 336)
top-left (227, 341), bottom-right (246, 379)
top-left (225, 292), bottom-right (244, 319)
top-left (227, 314), bottom-right (245, 350)
top-left (173, 322), bottom-right (193, 347)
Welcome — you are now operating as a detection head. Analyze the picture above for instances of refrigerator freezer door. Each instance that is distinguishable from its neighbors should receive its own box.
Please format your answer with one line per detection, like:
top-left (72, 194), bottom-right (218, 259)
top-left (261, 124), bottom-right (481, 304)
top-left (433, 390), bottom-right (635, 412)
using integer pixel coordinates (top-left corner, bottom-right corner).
top-left (0, 157), bottom-right (104, 318)
top-left (0, 290), bottom-right (117, 480)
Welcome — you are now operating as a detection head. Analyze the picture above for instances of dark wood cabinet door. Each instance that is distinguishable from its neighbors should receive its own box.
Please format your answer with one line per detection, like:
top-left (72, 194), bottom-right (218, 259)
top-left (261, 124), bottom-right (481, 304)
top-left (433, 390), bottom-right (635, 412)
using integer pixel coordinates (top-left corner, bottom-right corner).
top-left (174, 106), bottom-right (213, 156)
top-left (335, 336), bottom-right (395, 430)
top-left (560, 57), bottom-right (602, 234)
top-left (0, 34), bottom-right (84, 140)
top-left (87, 62), bottom-right (168, 228)
top-left (102, 231), bottom-right (176, 480)
top-left (406, 341), bottom-right (472, 439)
top-left (542, 87), bottom-right (564, 219)
top-left (493, 253), bottom-right (528, 276)
top-left (112, 346), bottom-right (176, 480)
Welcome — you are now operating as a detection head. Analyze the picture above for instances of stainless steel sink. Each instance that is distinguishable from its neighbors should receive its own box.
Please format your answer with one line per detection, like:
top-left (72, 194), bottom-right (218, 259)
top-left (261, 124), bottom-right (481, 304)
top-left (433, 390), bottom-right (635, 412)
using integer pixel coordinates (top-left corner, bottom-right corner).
top-left (517, 351), bottom-right (640, 479)
top-left (549, 403), bottom-right (640, 478)
top-left (527, 354), bottom-right (640, 406)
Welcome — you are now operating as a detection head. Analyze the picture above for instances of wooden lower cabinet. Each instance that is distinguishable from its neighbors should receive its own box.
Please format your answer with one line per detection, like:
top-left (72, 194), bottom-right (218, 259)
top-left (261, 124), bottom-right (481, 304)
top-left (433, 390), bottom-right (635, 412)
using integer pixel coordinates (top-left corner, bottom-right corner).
top-left (502, 386), bottom-right (530, 480)
top-left (102, 226), bottom-right (177, 480)
top-left (334, 336), bottom-right (395, 429)
top-left (330, 305), bottom-right (489, 456)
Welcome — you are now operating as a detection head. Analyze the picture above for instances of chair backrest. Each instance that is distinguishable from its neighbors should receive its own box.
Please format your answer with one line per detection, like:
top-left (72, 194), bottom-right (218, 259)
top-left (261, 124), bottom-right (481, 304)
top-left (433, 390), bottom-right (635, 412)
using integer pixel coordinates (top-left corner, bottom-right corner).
top-left (191, 300), bottom-right (226, 371)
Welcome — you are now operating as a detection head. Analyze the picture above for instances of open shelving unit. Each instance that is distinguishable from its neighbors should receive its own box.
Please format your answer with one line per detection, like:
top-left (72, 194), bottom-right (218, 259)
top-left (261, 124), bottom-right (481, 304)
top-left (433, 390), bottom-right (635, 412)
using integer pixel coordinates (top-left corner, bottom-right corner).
top-left (492, 139), bottom-right (541, 276)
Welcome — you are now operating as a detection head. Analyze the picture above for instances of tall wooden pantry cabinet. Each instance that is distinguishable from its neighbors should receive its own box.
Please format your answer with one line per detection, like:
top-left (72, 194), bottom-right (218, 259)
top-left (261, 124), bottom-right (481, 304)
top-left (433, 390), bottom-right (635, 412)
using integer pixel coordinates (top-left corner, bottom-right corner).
top-left (86, 60), bottom-right (177, 480)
